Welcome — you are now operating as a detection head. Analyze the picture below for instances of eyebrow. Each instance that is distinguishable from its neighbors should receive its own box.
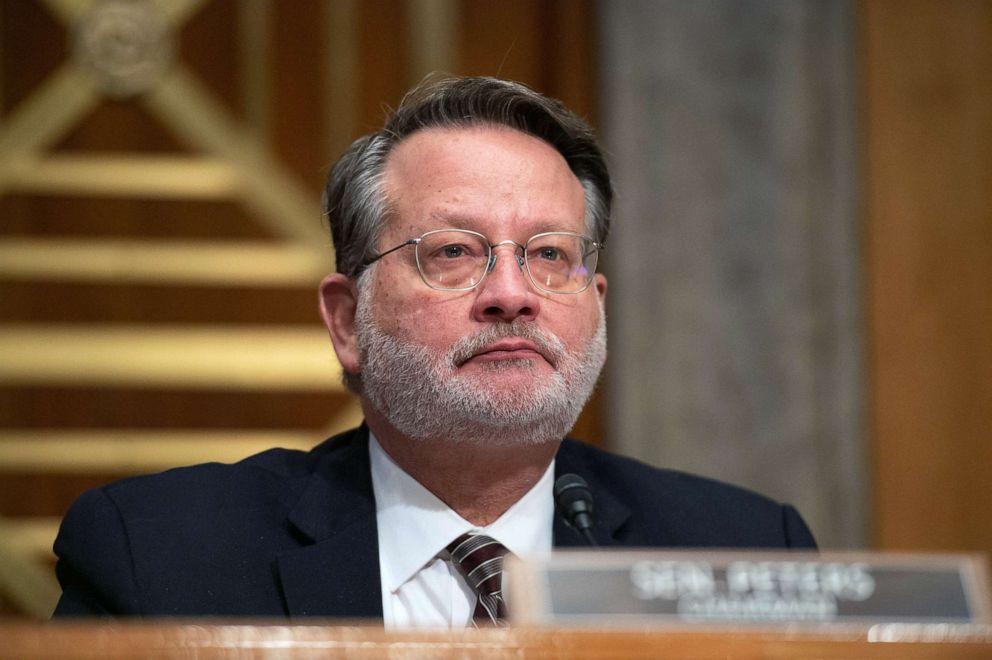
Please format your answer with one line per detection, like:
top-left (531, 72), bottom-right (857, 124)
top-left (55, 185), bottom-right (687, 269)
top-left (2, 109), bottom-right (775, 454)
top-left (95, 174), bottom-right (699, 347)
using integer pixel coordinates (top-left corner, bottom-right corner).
top-left (424, 214), bottom-right (580, 237)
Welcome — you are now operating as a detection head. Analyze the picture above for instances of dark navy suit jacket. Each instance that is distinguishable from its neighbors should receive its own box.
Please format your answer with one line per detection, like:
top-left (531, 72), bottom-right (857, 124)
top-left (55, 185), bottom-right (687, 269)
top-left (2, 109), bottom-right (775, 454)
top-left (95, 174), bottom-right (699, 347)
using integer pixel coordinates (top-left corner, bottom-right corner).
top-left (53, 426), bottom-right (816, 617)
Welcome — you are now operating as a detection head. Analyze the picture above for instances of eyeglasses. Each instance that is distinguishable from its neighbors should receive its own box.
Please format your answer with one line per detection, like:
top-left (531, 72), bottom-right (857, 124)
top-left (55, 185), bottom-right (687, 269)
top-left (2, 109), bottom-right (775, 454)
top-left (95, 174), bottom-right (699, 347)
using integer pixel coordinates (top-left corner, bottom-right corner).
top-left (362, 229), bottom-right (604, 294)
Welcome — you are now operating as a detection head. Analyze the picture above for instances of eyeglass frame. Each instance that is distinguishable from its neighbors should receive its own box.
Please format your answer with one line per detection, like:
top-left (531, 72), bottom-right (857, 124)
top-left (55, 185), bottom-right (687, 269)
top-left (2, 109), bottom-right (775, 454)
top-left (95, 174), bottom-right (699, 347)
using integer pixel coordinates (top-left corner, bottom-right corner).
top-left (361, 228), bottom-right (605, 294)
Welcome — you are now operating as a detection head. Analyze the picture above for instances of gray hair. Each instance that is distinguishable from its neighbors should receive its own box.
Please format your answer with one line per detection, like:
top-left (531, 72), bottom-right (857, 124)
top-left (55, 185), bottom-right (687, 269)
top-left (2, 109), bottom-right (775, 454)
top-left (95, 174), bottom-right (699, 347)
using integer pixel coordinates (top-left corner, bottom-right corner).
top-left (322, 74), bottom-right (613, 278)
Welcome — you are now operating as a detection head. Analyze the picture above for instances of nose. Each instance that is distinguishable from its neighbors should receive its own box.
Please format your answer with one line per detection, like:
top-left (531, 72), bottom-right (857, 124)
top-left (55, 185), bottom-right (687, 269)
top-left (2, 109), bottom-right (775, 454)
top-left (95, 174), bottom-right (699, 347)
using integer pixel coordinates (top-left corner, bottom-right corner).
top-left (471, 242), bottom-right (541, 323)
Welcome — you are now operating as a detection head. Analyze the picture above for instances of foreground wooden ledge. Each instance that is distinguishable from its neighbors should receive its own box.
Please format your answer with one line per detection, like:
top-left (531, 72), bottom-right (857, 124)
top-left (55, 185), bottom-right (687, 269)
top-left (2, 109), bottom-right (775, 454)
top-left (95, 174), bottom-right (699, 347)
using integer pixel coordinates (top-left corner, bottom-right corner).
top-left (2, 621), bottom-right (991, 659)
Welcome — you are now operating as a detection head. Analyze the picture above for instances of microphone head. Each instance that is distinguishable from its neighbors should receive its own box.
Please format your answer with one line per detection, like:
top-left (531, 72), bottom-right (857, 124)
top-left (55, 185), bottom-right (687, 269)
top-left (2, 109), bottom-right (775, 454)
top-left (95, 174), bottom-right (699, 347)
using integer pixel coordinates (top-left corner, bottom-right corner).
top-left (554, 473), bottom-right (594, 517)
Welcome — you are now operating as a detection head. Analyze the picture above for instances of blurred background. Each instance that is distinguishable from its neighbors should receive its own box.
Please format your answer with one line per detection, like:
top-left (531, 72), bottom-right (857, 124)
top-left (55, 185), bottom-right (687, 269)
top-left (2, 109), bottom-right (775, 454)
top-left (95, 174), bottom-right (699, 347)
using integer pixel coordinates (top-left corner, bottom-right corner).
top-left (0, 0), bottom-right (989, 618)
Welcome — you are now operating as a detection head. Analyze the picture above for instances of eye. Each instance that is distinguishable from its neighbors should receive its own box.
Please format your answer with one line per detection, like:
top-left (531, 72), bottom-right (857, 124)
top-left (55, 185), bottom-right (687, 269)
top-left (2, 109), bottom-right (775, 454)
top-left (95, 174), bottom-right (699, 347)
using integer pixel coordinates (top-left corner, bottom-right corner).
top-left (441, 244), bottom-right (469, 258)
top-left (536, 246), bottom-right (561, 261)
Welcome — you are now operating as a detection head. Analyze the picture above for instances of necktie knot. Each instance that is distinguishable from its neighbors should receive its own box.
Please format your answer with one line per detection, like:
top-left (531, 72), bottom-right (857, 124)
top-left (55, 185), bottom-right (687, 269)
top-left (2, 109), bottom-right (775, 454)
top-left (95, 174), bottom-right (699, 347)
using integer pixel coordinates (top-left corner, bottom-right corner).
top-left (447, 532), bottom-right (511, 626)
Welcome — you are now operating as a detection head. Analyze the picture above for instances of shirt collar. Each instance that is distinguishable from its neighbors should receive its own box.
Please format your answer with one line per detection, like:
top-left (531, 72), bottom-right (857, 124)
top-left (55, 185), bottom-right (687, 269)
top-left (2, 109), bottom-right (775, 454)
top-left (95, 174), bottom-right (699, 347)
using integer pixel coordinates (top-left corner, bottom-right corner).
top-left (369, 432), bottom-right (555, 594)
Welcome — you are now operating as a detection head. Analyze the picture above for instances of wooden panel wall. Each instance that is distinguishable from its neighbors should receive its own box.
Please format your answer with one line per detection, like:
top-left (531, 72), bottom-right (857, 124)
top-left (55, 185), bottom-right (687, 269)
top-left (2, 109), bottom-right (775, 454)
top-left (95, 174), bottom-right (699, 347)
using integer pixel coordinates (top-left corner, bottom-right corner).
top-left (0, 0), bottom-right (598, 617)
top-left (862, 1), bottom-right (992, 553)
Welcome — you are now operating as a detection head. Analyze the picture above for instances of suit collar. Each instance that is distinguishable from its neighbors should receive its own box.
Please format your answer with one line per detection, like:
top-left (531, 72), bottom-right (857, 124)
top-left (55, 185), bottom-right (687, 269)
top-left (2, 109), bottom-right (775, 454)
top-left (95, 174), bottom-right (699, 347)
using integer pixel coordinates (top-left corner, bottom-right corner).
top-left (553, 440), bottom-right (632, 548)
top-left (285, 427), bottom-right (374, 543)
top-left (275, 431), bottom-right (632, 616)
top-left (277, 427), bottom-right (383, 618)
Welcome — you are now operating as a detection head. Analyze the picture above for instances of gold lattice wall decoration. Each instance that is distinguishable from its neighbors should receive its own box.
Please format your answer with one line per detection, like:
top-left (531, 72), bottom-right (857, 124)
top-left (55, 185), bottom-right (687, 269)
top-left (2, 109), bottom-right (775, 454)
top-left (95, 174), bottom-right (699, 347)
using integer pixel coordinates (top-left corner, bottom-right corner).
top-left (0, 0), bottom-right (402, 617)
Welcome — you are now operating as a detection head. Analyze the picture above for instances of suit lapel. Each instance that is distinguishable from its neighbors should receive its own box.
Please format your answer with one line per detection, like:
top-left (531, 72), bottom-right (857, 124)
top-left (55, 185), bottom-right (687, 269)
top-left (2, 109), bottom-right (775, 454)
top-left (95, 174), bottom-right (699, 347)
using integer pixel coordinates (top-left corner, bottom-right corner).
top-left (553, 440), bottom-right (633, 548)
top-left (276, 428), bottom-right (384, 618)
top-left (275, 434), bottom-right (633, 616)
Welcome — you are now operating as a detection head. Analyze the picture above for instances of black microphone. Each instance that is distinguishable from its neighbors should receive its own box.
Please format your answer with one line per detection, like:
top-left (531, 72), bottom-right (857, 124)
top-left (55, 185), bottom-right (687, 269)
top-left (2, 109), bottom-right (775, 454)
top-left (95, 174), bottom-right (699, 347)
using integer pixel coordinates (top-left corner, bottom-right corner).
top-left (554, 473), bottom-right (598, 546)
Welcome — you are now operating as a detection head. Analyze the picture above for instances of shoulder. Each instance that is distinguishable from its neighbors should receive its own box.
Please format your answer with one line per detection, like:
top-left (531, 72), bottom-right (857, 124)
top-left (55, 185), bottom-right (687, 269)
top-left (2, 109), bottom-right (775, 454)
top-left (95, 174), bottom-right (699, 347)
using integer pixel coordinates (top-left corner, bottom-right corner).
top-left (558, 439), bottom-right (778, 510)
top-left (53, 426), bottom-right (369, 615)
top-left (557, 440), bottom-right (816, 549)
top-left (106, 446), bottom-right (309, 503)
top-left (558, 439), bottom-right (769, 504)
top-left (58, 426), bottom-right (369, 552)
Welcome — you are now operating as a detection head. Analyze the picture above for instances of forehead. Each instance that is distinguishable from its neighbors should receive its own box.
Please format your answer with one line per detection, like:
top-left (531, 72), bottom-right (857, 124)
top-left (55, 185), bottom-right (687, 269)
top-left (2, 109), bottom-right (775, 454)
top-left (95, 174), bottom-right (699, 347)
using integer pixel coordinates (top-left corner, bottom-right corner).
top-left (381, 126), bottom-right (586, 236)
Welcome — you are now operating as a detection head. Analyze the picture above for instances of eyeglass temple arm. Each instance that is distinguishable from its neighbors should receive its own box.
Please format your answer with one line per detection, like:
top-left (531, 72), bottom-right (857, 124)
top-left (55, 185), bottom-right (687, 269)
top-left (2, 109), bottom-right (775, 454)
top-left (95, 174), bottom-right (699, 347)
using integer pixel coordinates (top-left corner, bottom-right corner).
top-left (362, 239), bottom-right (420, 266)
top-left (586, 241), bottom-right (605, 257)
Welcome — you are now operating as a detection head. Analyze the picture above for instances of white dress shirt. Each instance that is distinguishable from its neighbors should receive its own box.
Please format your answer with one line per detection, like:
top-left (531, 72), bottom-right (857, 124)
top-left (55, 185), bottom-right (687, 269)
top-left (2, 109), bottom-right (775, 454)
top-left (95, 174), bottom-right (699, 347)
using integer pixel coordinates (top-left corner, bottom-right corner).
top-left (368, 432), bottom-right (554, 629)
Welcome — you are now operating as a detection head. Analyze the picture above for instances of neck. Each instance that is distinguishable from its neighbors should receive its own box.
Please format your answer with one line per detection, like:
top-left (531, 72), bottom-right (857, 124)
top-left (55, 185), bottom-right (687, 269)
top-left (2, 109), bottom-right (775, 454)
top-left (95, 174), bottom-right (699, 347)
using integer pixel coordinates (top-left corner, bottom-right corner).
top-left (365, 407), bottom-right (559, 526)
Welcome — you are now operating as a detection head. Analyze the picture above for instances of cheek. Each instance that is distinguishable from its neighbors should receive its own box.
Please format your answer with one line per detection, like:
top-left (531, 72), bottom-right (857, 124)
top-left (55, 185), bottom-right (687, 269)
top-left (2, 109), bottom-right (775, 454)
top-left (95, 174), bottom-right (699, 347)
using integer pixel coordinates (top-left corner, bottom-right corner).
top-left (369, 269), bottom-right (419, 331)
top-left (371, 275), bottom-right (465, 344)
top-left (561, 324), bottom-right (594, 351)
top-left (550, 299), bottom-right (603, 349)
top-left (392, 305), bottom-right (434, 336)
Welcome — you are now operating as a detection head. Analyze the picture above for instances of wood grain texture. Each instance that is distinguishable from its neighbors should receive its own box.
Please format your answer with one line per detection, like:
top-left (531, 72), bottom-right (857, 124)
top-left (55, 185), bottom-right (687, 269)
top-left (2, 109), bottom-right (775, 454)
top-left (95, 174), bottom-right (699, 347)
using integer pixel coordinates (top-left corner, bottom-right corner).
top-left (862, 0), bottom-right (992, 552)
top-left (2, 622), bottom-right (991, 659)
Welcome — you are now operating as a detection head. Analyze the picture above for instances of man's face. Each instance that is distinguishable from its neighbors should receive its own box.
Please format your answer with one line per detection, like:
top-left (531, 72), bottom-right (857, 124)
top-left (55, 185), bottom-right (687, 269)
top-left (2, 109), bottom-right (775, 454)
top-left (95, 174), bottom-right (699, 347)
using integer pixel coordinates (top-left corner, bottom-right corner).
top-left (354, 126), bottom-right (607, 444)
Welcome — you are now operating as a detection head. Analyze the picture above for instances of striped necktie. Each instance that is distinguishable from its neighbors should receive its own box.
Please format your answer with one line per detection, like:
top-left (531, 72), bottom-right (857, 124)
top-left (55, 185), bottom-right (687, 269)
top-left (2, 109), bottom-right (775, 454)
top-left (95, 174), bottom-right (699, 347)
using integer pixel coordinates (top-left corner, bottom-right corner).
top-left (447, 532), bottom-right (511, 626)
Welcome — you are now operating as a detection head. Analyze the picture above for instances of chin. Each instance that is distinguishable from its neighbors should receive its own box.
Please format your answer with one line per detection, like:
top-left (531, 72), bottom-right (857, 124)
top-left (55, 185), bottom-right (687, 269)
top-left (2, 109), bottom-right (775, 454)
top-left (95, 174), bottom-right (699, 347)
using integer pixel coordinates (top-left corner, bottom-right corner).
top-left (462, 358), bottom-right (552, 381)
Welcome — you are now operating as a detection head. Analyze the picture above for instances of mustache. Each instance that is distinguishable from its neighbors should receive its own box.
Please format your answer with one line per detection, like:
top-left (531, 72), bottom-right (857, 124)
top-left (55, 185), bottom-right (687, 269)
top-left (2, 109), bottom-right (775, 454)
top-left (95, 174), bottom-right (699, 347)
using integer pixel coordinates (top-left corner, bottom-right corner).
top-left (448, 320), bottom-right (566, 367)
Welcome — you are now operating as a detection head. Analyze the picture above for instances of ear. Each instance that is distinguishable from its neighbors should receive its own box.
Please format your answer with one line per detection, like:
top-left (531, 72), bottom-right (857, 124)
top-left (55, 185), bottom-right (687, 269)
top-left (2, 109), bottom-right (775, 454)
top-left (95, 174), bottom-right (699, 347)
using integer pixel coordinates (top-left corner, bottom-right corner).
top-left (594, 272), bottom-right (607, 305)
top-left (318, 273), bottom-right (361, 377)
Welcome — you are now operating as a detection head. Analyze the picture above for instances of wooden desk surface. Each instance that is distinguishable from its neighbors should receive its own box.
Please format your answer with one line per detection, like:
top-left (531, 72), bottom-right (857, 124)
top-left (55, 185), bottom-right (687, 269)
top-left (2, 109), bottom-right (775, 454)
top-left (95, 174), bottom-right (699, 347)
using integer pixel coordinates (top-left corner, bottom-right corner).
top-left (2, 621), bottom-right (992, 659)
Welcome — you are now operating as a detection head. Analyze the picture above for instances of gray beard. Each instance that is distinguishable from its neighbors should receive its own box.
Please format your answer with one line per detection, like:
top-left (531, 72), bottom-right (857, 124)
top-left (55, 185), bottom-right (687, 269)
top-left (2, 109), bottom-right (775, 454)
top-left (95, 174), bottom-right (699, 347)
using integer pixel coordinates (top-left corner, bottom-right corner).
top-left (354, 292), bottom-right (607, 447)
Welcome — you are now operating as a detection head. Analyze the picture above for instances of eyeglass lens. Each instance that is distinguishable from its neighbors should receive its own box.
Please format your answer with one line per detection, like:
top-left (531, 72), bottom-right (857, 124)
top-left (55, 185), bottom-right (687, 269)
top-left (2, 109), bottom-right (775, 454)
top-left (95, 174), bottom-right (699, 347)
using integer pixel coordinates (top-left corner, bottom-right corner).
top-left (414, 230), bottom-right (597, 293)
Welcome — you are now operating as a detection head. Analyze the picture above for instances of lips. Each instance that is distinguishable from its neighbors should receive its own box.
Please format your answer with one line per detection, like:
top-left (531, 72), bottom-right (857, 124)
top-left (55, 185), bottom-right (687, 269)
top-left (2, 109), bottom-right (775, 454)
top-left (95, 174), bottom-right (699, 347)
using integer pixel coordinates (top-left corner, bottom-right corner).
top-left (459, 338), bottom-right (554, 367)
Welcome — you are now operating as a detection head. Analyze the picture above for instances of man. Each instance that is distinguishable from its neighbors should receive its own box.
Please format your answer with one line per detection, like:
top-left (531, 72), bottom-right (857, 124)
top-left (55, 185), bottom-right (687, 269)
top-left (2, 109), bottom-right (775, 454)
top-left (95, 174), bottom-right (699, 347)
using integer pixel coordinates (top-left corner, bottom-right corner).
top-left (53, 75), bottom-right (815, 625)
